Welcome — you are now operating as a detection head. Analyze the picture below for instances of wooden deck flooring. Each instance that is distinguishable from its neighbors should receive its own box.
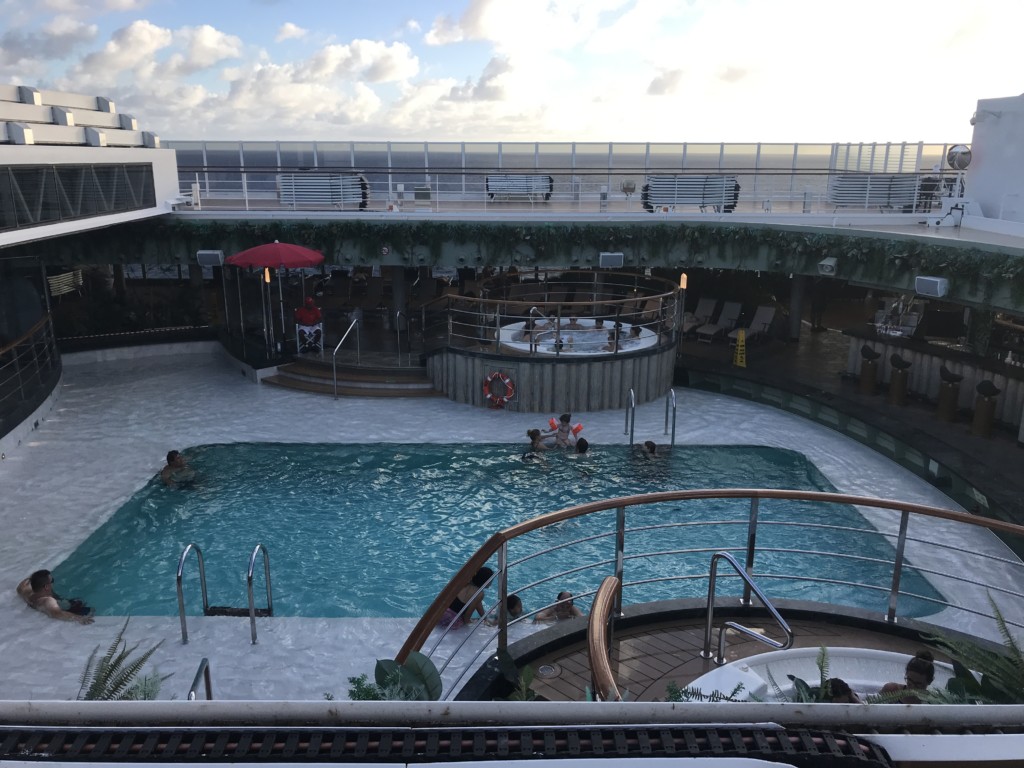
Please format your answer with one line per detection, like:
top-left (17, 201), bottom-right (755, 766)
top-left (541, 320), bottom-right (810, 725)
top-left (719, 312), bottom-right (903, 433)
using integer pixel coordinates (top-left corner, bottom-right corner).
top-left (529, 616), bottom-right (932, 702)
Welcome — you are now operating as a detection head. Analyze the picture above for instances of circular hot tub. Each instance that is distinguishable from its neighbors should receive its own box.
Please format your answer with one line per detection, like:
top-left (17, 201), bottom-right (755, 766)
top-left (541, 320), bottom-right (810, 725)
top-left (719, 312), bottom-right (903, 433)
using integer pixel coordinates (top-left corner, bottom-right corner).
top-left (499, 320), bottom-right (658, 356)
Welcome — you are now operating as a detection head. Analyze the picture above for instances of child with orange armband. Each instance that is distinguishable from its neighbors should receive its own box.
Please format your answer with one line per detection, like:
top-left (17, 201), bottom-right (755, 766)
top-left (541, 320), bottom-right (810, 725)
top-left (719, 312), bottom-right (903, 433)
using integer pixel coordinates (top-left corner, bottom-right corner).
top-left (543, 413), bottom-right (583, 448)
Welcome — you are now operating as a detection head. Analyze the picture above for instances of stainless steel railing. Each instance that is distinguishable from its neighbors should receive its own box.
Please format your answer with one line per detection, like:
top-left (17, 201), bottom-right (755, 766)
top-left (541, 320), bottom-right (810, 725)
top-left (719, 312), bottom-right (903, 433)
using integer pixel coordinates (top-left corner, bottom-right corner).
top-left (701, 551), bottom-right (794, 665)
top-left (176, 543), bottom-right (209, 644)
top-left (247, 543), bottom-right (273, 645)
top-left (332, 318), bottom-right (360, 396)
top-left (398, 488), bottom-right (1024, 699)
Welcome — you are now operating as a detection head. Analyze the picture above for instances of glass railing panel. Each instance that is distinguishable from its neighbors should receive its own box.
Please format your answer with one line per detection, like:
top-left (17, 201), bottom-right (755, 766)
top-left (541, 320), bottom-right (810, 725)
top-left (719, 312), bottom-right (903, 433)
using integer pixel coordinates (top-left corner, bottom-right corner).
top-left (241, 142), bottom-right (279, 169)
top-left (315, 142), bottom-right (353, 169)
top-left (683, 143), bottom-right (724, 171)
top-left (279, 141), bottom-right (317, 168)
top-left (203, 142), bottom-right (242, 169)
top-left (499, 142), bottom-right (537, 170)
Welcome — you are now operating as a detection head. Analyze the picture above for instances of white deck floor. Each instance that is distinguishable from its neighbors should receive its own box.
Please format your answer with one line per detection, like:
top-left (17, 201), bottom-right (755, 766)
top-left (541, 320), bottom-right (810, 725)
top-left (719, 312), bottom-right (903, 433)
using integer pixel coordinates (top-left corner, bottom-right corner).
top-left (0, 342), bottom-right (1010, 701)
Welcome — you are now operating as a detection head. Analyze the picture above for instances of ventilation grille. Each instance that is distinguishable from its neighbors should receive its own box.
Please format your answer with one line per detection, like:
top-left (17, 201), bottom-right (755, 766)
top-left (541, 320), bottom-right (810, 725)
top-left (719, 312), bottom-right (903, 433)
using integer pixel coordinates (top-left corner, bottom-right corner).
top-left (0, 726), bottom-right (891, 765)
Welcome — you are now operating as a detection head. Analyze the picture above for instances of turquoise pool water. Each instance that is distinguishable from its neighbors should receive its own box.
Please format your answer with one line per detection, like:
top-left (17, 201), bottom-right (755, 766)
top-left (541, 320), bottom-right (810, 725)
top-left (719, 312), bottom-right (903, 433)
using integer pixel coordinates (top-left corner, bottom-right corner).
top-left (53, 443), bottom-right (942, 618)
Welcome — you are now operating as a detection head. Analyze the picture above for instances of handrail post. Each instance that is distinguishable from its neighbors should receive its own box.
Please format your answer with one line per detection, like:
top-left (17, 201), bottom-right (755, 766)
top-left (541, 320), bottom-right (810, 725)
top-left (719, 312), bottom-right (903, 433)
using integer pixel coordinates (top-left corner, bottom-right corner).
top-left (332, 318), bottom-right (360, 398)
top-left (247, 543), bottom-right (272, 645)
top-left (700, 555), bottom-right (721, 659)
top-left (176, 543), bottom-right (208, 645)
top-left (886, 510), bottom-right (911, 623)
top-left (395, 310), bottom-right (405, 366)
top-left (742, 497), bottom-right (759, 606)
top-left (187, 658), bottom-right (213, 700)
top-left (624, 387), bottom-right (635, 443)
top-left (614, 505), bottom-right (626, 618)
top-left (664, 388), bottom-right (677, 446)
top-left (498, 542), bottom-right (509, 653)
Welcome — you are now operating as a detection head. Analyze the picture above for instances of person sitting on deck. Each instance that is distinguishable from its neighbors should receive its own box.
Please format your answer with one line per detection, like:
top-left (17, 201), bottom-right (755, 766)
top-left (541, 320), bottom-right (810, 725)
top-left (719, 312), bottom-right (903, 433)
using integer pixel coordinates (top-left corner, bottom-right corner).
top-left (16, 570), bottom-right (94, 624)
top-left (294, 297), bottom-right (323, 353)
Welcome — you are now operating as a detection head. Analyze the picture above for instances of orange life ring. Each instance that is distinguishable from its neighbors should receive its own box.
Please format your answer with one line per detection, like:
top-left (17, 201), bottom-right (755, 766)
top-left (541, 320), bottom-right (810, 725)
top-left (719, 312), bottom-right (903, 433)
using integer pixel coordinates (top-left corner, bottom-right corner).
top-left (483, 371), bottom-right (515, 406)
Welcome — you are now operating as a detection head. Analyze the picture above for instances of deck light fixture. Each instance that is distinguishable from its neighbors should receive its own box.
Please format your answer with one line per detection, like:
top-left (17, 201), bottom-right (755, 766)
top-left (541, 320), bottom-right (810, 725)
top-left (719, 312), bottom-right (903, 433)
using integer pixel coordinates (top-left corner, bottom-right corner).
top-left (817, 257), bottom-right (838, 276)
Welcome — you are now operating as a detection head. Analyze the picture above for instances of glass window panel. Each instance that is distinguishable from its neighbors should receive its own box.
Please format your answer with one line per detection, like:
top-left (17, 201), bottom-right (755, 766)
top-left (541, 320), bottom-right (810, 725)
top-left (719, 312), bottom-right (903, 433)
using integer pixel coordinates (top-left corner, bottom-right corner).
top-left (499, 143), bottom-right (536, 170)
top-left (204, 142), bottom-right (241, 169)
top-left (427, 142), bottom-right (464, 196)
top-left (241, 142), bottom-right (279, 168)
top-left (280, 142), bottom-right (317, 169)
top-left (0, 170), bottom-right (16, 231)
top-left (316, 142), bottom-right (352, 169)
top-left (352, 142), bottom-right (389, 198)
top-left (720, 144), bottom-right (757, 170)
top-left (12, 167), bottom-right (59, 226)
top-left (465, 144), bottom-right (498, 199)
top-left (647, 144), bottom-right (684, 172)
top-left (390, 142), bottom-right (427, 189)
top-left (682, 144), bottom-right (721, 171)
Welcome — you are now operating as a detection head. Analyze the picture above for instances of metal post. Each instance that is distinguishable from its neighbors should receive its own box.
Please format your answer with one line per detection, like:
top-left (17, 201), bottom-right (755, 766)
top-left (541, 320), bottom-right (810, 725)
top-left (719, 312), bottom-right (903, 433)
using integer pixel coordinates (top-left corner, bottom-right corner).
top-left (700, 555), bottom-right (721, 659)
top-left (614, 505), bottom-right (626, 617)
top-left (886, 511), bottom-right (911, 622)
top-left (498, 542), bottom-right (509, 652)
top-left (742, 497), bottom-right (759, 606)
top-left (236, 270), bottom-right (246, 359)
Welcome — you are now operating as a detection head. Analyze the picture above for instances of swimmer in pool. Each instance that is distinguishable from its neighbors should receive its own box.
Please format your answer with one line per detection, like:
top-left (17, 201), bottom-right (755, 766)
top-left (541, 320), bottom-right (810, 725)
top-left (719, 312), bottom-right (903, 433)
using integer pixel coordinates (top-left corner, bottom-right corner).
top-left (543, 413), bottom-right (576, 448)
top-left (161, 450), bottom-right (195, 487)
top-left (16, 570), bottom-right (94, 624)
top-left (523, 429), bottom-right (550, 462)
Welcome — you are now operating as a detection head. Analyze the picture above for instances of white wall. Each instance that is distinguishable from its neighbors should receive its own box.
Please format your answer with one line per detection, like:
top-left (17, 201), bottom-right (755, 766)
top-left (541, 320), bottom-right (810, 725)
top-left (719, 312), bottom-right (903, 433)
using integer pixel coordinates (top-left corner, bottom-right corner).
top-left (966, 92), bottom-right (1024, 222)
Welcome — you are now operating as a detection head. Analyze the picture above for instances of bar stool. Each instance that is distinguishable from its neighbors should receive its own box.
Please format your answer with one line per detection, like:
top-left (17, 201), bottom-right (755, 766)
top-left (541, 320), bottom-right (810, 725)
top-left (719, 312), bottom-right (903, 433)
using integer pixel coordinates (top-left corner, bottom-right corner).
top-left (971, 380), bottom-right (1001, 438)
top-left (937, 365), bottom-right (963, 422)
top-left (888, 353), bottom-right (912, 406)
top-left (859, 344), bottom-right (881, 395)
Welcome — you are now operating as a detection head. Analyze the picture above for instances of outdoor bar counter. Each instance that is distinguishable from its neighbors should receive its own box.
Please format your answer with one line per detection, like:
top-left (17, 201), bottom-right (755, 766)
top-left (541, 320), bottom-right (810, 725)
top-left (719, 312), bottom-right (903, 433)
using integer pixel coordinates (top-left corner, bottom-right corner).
top-left (844, 328), bottom-right (1024, 435)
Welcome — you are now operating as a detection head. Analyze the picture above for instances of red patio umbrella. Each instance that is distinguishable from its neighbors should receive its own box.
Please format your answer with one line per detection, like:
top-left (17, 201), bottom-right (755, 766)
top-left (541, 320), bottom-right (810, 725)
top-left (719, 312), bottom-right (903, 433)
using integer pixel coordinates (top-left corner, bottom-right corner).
top-left (226, 241), bottom-right (324, 356)
top-left (225, 240), bottom-right (324, 269)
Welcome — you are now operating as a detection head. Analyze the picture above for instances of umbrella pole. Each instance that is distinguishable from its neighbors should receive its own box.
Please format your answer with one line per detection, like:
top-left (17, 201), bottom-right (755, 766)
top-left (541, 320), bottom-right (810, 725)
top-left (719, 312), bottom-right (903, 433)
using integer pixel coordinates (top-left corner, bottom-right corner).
top-left (264, 276), bottom-right (274, 356)
top-left (236, 269), bottom-right (247, 361)
top-left (278, 268), bottom-right (287, 352)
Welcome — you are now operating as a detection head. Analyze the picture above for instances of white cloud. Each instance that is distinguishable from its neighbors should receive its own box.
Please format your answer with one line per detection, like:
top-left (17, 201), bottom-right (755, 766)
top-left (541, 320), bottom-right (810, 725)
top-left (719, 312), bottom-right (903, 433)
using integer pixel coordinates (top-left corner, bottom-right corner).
top-left (168, 24), bottom-right (243, 75)
top-left (73, 19), bottom-right (172, 85)
top-left (297, 40), bottom-right (419, 83)
top-left (275, 22), bottom-right (307, 43)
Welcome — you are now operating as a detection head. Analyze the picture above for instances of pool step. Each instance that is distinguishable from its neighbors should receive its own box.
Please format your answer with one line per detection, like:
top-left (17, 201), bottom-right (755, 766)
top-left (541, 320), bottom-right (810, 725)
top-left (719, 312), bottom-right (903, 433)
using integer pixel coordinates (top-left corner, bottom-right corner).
top-left (206, 605), bottom-right (272, 618)
top-left (264, 359), bottom-right (443, 398)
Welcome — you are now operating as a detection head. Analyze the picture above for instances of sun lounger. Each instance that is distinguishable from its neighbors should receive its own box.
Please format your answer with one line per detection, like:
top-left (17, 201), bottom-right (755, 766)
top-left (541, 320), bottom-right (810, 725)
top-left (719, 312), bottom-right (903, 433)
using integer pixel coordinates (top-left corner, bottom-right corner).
top-left (682, 297), bottom-right (717, 336)
top-left (696, 300), bottom-right (741, 343)
top-left (728, 305), bottom-right (776, 346)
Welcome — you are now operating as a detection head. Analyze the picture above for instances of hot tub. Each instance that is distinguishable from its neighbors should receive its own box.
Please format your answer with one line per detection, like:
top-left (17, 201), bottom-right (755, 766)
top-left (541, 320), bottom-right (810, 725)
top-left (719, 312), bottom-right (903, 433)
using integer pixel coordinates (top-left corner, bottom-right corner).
top-left (499, 319), bottom-right (658, 356)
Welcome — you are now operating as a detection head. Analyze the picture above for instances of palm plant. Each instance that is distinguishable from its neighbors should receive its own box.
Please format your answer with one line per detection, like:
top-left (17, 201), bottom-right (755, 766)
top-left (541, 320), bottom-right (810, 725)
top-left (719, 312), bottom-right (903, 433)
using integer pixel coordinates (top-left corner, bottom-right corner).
top-left (76, 619), bottom-right (168, 701)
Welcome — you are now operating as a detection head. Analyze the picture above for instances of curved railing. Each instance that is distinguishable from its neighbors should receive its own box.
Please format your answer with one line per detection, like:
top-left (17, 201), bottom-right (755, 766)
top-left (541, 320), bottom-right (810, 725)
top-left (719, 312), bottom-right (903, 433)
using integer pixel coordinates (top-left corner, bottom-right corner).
top-left (416, 269), bottom-right (684, 357)
top-left (396, 488), bottom-right (1024, 699)
top-left (588, 576), bottom-right (622, 702)
top-left (0, 314), bottom-right (61, 442)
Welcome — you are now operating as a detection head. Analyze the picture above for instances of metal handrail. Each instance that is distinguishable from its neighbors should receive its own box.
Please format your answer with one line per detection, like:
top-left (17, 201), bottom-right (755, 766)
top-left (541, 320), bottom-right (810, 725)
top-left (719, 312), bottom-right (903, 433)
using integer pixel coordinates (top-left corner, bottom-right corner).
top-left (624, 387), bottom-right (636, 443)
top-left (394, 310), bottom-right (406, 366)
top-left (247, 543), bottom-right (273, 645)
top-left (663, 388), bottom-right (677, 446)
top-left (187, 658), bottom-right (213, 700)
top-left (176, 543), bottom-right (208, 644)
top-left (701, 550), bottom-right (794, 665)
top-left (332, 318), bottom-right (360, 398)
top-left (395, 487), bottom-right (1024, 694)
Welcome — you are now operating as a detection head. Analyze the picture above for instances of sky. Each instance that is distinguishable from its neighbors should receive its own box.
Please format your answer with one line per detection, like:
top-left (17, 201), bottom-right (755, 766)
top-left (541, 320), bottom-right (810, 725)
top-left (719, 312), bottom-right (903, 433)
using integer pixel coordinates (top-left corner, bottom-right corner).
top-left (0, 0), bottom-right (1018, 144)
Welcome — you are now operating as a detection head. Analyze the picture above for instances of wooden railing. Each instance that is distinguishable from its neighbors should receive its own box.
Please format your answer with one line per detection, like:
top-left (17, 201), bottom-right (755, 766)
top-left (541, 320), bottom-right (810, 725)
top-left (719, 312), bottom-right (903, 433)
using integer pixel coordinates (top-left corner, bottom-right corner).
top-left (588, 576), bottom-right (622, 702)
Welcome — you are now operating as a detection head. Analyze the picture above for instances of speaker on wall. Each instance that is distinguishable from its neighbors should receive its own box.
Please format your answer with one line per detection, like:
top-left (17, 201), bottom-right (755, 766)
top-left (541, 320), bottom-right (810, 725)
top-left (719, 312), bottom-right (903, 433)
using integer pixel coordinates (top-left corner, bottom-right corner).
top-left (599, 251), bottom-right (624, 269)
top-left (196, 250), bottom-right (225, 267)
top-left (915, 276), bottom-right (949, 298)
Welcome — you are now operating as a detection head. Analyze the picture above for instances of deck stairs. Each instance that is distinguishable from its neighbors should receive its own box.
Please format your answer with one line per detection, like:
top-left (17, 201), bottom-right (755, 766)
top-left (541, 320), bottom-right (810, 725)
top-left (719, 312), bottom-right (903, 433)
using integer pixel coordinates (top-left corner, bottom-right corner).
top-left (263, 354), bottom-right (442, 398)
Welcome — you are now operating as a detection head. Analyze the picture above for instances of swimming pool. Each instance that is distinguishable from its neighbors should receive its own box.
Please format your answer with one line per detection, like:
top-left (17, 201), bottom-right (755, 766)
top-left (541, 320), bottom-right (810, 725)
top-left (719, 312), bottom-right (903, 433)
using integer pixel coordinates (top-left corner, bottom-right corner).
top-left (52, 443), bottom-right (942, 618)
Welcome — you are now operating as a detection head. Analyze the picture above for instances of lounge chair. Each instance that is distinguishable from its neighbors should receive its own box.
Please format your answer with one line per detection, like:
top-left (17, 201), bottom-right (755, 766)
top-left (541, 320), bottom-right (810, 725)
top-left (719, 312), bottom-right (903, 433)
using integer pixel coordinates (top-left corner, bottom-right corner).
top-left (696, 301), bottom-right (742, 343)
top-left (682, 297), bottom-right (717, 336)
top-left (728, 304), bottom-right (776, 346)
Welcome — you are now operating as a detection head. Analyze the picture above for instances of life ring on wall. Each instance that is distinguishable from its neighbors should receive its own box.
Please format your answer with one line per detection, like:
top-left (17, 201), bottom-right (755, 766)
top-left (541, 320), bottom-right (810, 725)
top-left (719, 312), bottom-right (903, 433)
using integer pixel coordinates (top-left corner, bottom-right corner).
top-left (483, 371), bottom-right (515, 407)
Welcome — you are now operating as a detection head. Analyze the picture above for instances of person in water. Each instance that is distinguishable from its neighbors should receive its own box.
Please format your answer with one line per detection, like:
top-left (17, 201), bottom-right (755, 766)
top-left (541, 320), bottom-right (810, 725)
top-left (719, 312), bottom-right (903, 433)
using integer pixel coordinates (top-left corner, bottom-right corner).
top-left (543, 413), bottom-right (576, 448)
top-left (534, 590), bottom-right (585, 622)
top-left (161, 450), bottom-right (195, 487)
top-left (440, 567), bottom-right (494, 629)
top-left (881, 650), bottom-right (935, 703)
top-left (16, 570), bottom-right (94, 624)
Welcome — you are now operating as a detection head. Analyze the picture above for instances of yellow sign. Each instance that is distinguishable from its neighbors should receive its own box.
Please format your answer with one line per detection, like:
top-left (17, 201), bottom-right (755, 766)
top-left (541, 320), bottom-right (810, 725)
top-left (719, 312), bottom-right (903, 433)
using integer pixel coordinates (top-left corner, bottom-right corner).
top-left (733, 329), bottom-right (747, 368)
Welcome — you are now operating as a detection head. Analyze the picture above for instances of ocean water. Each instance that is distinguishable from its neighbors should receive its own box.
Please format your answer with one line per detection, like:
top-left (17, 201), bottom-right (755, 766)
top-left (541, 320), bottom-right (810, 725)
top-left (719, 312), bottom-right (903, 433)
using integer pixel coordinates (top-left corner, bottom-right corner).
top-left (52, 442), bottom-right (942, 618)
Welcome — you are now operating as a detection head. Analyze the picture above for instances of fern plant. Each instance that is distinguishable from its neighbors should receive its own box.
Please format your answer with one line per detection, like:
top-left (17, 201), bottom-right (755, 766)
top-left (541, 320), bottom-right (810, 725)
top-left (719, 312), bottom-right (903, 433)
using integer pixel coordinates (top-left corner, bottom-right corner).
top-left (924, 597), bottom-right (1024, 704)
top-left (76, 619), bottom-right (168, 701)
top-left (761, 646), bottom-right (836, 703)
top-left (346, 651), bottom-right (443, 701)
top-left (665, 681), bottom-right (746, 702)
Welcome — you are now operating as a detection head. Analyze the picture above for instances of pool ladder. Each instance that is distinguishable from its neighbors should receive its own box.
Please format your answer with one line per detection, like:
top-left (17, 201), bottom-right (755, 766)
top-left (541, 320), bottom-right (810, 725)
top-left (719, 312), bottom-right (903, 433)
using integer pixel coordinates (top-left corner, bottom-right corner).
top-left (624, 387), bottom-right (678, 447)
top-left (176, 543), bottom-right (273, 645)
